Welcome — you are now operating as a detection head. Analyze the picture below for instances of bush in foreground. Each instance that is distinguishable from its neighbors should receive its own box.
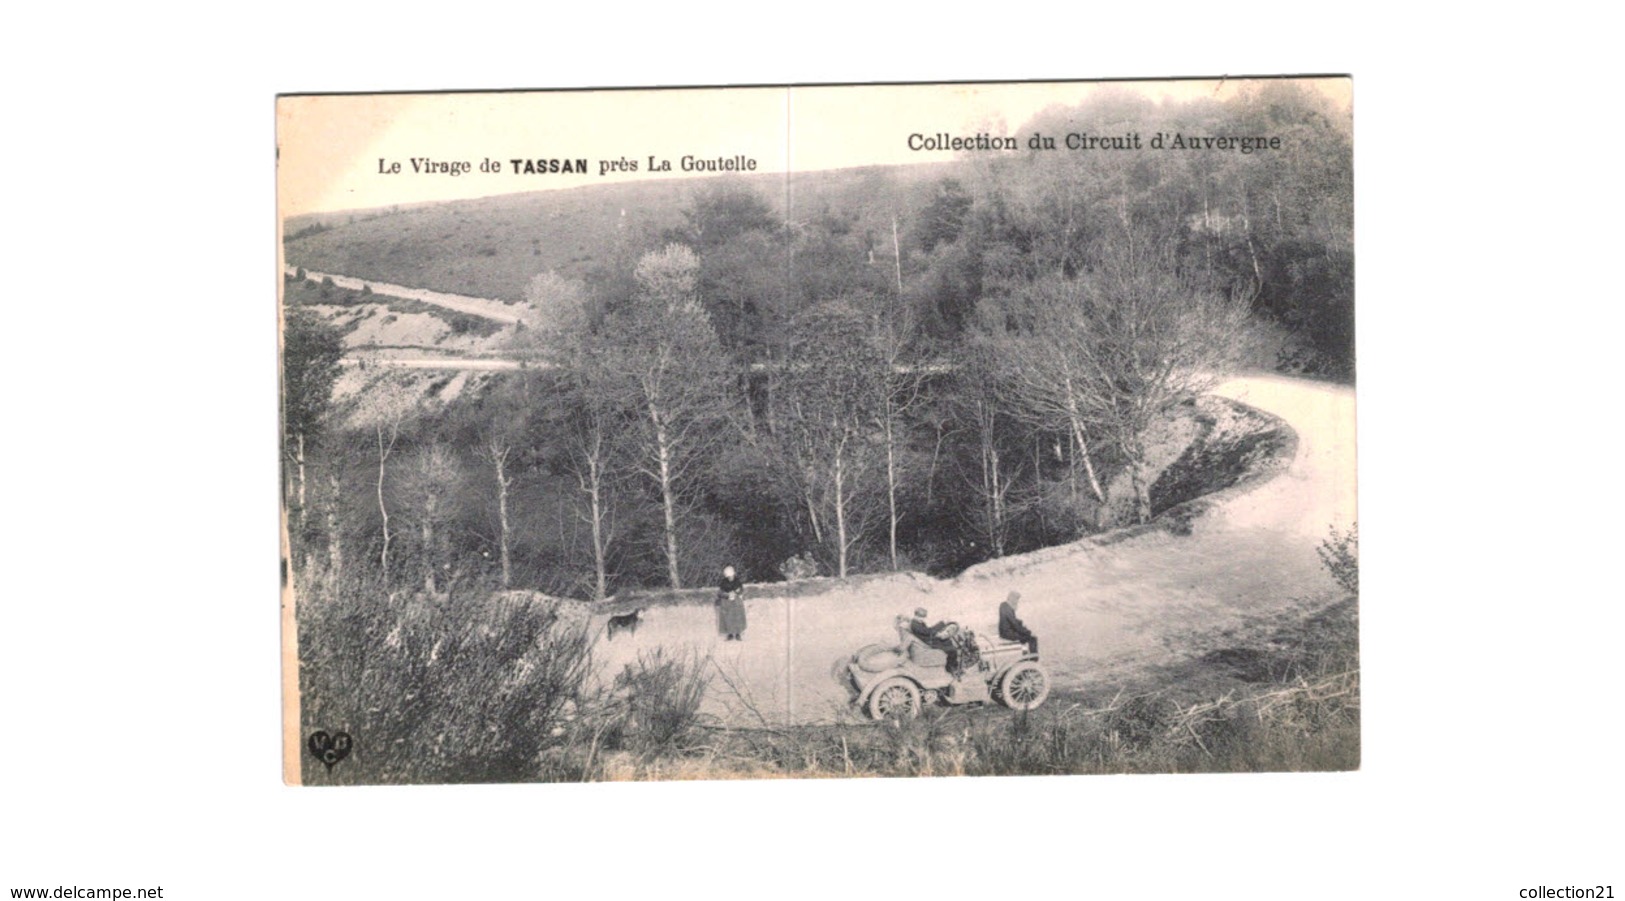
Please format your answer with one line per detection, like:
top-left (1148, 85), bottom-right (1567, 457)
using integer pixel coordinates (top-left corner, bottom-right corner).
top-left (298, 576), bottom-right (593, 784)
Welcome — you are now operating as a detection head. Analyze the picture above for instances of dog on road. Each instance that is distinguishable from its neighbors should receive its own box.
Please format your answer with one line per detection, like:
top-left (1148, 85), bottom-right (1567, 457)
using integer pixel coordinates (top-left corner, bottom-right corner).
top-left (606, 608), bottom-right (643, 640)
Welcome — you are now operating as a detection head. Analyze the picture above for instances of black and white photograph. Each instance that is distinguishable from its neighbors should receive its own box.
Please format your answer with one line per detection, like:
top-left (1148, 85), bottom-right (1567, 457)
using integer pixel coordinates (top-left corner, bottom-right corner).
top-left (279, 78), bottom-right (1358, 785)
top-left (9, 6), bottom-right (1624, 896)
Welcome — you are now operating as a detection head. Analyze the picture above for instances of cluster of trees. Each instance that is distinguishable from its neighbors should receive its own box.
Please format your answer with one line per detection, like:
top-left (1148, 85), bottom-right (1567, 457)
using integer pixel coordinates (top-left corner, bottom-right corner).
top-left (281, 84), bottom-right (1350, 599)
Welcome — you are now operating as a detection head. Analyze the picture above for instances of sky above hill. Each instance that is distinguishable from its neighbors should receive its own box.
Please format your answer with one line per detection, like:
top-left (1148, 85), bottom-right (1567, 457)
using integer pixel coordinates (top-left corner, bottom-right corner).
top-left (278, 78), bottom-right (1350, 218)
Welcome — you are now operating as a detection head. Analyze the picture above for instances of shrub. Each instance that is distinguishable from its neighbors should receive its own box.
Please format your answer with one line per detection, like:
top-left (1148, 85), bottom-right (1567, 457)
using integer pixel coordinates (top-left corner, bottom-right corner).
top-left (1100, 694), bottom-right (1174, 750)
top-left (298, 579), bottom-right (595, 784)
top-left (1318, 523), bottom-right (1358, 595)
top-left (606, 648), bottom-right (712, 753)
top-left (780, 552), bottom-right (819, 581)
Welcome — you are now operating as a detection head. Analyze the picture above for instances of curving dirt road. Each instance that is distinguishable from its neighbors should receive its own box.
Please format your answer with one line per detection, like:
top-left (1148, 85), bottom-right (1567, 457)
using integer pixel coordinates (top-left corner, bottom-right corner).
top-left (590, 373), bottom-right (1356, 725)
top-left (285, 268), bottom-right (523, 325)
top-left (339, 357), bottom-right (525, 371)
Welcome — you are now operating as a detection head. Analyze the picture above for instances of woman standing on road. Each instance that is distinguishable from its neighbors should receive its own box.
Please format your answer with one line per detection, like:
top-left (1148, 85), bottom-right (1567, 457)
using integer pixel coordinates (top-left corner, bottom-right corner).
top-left (716, 565), bottom-right (747, 641)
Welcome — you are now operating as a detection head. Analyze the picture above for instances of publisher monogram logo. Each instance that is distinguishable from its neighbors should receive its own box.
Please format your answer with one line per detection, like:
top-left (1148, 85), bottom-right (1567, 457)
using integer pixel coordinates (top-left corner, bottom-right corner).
top-left (306, 731), bottom-right (353, 772)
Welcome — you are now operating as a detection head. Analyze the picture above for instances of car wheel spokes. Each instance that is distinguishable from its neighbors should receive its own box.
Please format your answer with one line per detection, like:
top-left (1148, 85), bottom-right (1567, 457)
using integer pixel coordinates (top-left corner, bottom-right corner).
top-left (1013, 673), bottom-right (1039, 702)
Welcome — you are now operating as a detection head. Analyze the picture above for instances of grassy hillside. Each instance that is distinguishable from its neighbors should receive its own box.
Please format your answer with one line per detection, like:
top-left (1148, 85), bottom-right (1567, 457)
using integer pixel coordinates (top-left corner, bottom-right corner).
top-left (283, 163), bottom-right (958, 302)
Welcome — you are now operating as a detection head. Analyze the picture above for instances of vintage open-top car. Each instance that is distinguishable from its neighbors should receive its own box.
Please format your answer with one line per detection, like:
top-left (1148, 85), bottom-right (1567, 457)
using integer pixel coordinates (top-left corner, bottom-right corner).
top-left (840, 622), bottom-right (1051, 720)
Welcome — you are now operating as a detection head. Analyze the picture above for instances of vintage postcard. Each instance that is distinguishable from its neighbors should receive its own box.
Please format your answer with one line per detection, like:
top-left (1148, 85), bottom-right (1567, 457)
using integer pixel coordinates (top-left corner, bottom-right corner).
top-left (278, 78), bottom-right (1356, 785)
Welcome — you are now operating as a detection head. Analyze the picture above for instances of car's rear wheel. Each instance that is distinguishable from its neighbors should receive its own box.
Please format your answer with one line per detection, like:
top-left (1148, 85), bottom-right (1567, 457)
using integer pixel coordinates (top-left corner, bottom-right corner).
top-left (867, 677), bottom-right (921, 721)
top-left (998, 662), bottom-right (1050, 710)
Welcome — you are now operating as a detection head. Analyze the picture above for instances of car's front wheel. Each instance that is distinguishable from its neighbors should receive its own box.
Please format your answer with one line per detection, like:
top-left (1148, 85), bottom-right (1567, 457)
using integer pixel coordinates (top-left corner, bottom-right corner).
top-left (998, 661), bottom-right (1050, 711)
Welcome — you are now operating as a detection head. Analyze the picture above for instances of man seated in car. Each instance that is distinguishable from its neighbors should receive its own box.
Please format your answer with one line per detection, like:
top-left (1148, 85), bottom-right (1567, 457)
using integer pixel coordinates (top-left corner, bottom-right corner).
top-left (998, 591), bottom-right (1038, 655)
top-left (897, 608), bottom-right (978, 678)
top-left (903, 607), bottom-right (952, 647)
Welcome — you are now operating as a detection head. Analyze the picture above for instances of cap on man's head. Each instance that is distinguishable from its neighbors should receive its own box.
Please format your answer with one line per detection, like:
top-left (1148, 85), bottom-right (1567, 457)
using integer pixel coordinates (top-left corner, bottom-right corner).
top-left (1006, 591), bottom-right (1021, 606)
top-left (913, 608), bottom-right (929, 619)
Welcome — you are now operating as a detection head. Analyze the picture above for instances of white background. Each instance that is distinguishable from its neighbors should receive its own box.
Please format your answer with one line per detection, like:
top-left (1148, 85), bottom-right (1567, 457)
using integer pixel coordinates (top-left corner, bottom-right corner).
top-left (3, 5), bottom-right (1618, 899)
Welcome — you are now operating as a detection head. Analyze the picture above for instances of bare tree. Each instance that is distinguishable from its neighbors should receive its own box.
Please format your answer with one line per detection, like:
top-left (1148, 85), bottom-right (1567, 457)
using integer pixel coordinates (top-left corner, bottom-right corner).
top-left (512, 271), bottom-right (625, 598)
top-left (310, 432), bottom-right (365, 582)
top-left (558, 351), bottom-right (622, 602)
top-left (779, 299), bottom-right (886, 578)
top-left (280, 307), bottom-right (343, 522)
top-left (480, 431), bottom-right (515, 590)
top-left (983, 235), bottom-right (1256, 526)
top-left (354, 380), bottom-right (415, 579)
top-left (509, 270), bottom-right (591, 362)
top-left (1071, 238), bottom-right (1257, 523)
top-left (871, 301), bottom-right (929, 570)
top-left (570, 408), bottom-right (616, 601)
top-left (951, 344), bottom-right (1020, 557)
top-left (402, 443), bottom-right (460, 595)
top-left (969, 395), bottom-right (1014, 557)
top-left (973, 280), bottom-right (1109, 512)
top-left (603, 245), bottom-right (732, 589)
